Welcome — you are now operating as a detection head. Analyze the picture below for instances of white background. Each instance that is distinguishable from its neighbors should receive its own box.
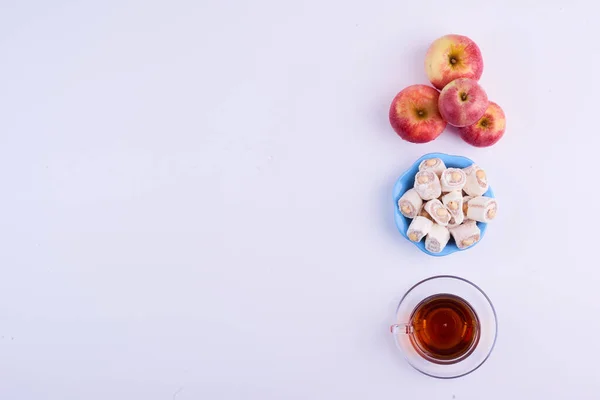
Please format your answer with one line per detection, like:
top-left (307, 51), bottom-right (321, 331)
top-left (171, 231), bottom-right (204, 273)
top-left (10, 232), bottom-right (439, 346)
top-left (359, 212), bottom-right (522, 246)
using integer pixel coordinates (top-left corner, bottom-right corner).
top-left (1, 1), bottom-right (599, 399)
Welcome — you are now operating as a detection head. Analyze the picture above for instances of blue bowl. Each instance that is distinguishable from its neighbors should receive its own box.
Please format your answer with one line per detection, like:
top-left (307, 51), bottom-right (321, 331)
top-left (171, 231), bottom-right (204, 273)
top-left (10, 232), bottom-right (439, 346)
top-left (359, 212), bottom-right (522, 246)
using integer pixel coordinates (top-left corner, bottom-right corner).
top-left (393, 152), bottom-right (495, 257)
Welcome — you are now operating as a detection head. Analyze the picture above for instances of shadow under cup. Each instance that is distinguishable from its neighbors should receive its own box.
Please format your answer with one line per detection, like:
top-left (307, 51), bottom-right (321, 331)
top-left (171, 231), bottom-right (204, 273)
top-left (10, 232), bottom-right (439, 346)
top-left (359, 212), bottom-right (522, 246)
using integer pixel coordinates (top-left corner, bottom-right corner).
top-left (391, 276), bottom-right (497, 379)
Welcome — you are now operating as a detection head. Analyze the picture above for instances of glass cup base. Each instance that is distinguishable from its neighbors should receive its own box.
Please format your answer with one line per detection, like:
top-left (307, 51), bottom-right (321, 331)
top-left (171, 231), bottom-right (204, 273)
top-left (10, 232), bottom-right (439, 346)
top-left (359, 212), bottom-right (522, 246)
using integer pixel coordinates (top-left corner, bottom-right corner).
top-left (391, 275), bottom-right (498, 379)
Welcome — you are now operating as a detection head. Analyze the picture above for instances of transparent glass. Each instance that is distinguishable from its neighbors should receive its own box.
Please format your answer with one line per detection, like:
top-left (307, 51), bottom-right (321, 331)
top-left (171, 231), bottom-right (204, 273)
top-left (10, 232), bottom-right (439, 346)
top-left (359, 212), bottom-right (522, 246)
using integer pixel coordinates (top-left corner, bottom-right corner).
top-left (390, 275), bottom-right (498, 379)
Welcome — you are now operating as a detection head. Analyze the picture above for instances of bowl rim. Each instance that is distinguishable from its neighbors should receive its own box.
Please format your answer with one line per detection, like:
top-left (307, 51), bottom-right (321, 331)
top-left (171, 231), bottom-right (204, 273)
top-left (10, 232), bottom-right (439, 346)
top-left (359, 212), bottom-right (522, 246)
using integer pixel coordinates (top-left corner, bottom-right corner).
top-left (393, 152), bottom-right (495, 257)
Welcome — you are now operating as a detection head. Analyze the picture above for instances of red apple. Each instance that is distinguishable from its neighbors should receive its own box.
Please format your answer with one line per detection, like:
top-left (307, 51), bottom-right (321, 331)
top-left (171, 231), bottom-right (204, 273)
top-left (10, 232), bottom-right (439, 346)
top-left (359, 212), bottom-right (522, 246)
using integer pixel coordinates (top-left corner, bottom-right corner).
top-left (425, 34), bottom-right (484, 90)
top-left (459, 102), bottom-right (506, 147)
top-left (389, 85), bottom-right (447, 143)
top-left (438, 78), bottom-right (488, 127)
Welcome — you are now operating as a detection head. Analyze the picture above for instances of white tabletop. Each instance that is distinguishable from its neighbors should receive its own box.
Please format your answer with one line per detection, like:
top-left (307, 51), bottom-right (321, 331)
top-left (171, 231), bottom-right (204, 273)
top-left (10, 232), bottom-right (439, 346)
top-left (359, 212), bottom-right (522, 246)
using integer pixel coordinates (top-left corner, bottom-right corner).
top-left (1, 1), bottom-right (599, 399)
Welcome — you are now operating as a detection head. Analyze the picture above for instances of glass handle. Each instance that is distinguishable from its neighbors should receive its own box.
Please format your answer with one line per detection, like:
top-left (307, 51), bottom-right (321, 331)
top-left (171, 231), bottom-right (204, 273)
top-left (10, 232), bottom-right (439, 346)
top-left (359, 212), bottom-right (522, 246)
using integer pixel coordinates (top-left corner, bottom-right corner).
top-left (390, 324), bottom-right (413, 335)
